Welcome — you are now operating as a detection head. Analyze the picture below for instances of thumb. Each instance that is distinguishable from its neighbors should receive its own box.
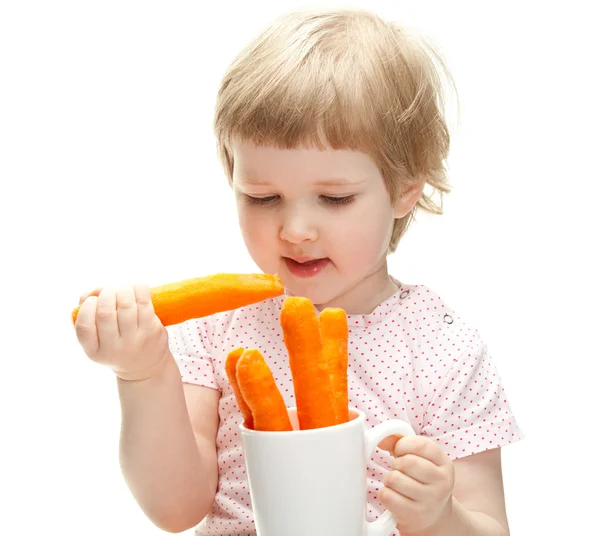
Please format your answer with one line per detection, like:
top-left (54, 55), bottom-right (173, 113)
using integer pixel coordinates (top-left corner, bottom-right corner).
top-left (377, 434), bottom-right (403, 455)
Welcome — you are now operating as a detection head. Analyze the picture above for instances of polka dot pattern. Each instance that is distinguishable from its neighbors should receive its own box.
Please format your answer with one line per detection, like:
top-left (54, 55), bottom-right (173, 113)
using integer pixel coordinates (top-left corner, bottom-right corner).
top-left (167, 282), bottom-right (523, 535)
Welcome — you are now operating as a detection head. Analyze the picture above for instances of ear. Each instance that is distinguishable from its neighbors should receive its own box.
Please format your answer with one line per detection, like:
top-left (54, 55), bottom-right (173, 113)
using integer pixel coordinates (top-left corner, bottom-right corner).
top-left (393, 180), bottom-right (425, 219)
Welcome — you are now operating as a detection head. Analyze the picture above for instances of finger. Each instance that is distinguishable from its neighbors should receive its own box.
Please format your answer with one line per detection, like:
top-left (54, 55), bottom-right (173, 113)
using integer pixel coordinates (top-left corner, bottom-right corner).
top-left (391, 453), bottom-right (439, 485)
top-left (79, 287), bottom-right (103, 305)
top-left (383, 469), bottom-right (425, 501)
top-left (394, 435), bottom-right (448, 467)
top-left (96, 287), bottom-right (119, 344)
top-left (74, 296), bottom-right (100, 354)
top-left (116, 286), bottom-right (138, 338)
top-left (379, 485), bottom-right (415, 518)
top-left (134, 284), bottom-right (157, 330)
top-left (378, 434), bottom-right (403, 455)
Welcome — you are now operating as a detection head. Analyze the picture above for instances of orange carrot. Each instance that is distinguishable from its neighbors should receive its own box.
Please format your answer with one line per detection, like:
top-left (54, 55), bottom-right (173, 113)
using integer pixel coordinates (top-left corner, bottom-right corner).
top-left (235, 349), bottom-right (292, 432)
top-left (225, 347), bottom-right (254, 429)
top-left (319, 308), bottom-right (349, 425)
top-left (280, 296), bottom-right (337, 430)
top-left (71, 273), bottom-right (284, 326)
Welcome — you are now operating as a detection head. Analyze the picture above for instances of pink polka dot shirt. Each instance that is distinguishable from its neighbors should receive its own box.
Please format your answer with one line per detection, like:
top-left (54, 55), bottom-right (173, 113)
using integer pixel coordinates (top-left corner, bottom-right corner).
top-left (167, 280), bottom-right (523, 535)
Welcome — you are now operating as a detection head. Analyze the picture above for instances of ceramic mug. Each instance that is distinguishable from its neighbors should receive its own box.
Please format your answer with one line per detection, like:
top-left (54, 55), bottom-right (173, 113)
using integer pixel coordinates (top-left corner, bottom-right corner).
top-left (239, 407), bottom-right (416, 536)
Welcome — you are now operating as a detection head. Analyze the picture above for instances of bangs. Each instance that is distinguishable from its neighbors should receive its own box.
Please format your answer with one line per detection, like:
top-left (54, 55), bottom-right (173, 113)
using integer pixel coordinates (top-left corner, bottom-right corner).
top-left (215, 47), bottom-right (383, 155)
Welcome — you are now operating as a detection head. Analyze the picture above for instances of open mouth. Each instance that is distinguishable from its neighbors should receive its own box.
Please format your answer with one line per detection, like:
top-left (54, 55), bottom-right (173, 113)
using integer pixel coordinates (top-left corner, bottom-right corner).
top-left (283, 257), bottom-right (330, 278)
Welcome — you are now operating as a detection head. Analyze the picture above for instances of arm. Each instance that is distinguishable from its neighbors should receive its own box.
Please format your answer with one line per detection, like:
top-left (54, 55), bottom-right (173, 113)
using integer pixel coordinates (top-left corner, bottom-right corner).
top-left (118, 355), bottom-right (220, 533)
top-left (380, 437), bottom-right (510, 536)
top-left (435, 448), bottom-right (510, 536)
top-left (74, 285), bottom-right (221, 533)
top-left (399, 331), bottom-right (520, 535)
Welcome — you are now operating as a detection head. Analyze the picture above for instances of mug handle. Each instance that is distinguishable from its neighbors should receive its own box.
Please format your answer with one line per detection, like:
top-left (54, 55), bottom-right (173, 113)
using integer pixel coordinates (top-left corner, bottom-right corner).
top-left (364, 419), bottom-right (417, 536)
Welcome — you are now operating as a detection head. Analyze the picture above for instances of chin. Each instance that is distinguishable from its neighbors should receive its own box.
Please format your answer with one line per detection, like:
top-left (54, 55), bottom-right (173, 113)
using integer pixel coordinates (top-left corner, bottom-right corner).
top-left (282, 279), bottom-right (338, 308)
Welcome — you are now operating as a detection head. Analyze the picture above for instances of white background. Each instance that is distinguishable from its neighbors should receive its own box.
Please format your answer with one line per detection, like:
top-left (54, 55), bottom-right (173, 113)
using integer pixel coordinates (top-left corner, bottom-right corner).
top-left (1, 1), bottom-right (598, 534)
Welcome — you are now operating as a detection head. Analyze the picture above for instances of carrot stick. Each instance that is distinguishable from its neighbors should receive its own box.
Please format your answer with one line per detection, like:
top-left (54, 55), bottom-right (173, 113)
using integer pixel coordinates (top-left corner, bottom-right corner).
top-left (225, 347), bottom-right (254, 429)
top-left (319, 308), bottom-right (349, 425)
top-left (280, 296), bottom-right (337, 430)
top-left (236, 349), bottom-right (292, 432)
top-left (71, 273), bottom-right (284, 326)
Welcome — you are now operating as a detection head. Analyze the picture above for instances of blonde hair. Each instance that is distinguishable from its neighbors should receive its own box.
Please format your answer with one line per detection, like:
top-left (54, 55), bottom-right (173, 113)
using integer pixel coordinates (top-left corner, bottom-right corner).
top-left (214, 7), bottom-right (458, 252)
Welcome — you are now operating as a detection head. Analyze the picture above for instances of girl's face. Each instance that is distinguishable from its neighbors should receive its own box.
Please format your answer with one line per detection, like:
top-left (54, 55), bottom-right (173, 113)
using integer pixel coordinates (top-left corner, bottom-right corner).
top-left (231, 141), bottom-right (422, 313)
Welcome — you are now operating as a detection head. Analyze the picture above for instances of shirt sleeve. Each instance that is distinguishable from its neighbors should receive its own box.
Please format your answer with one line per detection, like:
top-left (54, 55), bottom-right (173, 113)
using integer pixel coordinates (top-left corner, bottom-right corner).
top-left (421, 336), bottom-right (523, 460)
top-left (166, 317), bottom-right (220, 390)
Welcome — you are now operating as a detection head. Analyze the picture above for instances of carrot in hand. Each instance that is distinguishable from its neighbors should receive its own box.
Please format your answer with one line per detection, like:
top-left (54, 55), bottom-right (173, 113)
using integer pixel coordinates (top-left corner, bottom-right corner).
top-left (280, 296), bottom-right (337, 430)
top-left (71, 273), bottom-right (284, 326)
top-left (236, 349), bottom-right (292, 432)
top-left (225, 347), bottom-right (254, 429)
top-left (319, 307), bottom-right (349, 425)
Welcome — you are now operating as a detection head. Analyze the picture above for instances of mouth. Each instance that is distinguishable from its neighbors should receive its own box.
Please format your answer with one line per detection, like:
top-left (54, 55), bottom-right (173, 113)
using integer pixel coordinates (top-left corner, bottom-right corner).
top-left (283, 257), bottom-right (331, 278)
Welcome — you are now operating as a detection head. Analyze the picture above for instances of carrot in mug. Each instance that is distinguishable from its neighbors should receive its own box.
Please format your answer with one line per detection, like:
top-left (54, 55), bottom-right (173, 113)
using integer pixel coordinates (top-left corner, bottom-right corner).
top-left (225, 347), bottom-right (254, 429)
top-left (319, 307), bottom-right (349, 425)
top-left (71, 273), bottom-right (284, 326)
top-left (236, 349), bottom-right (292, 432)
top-left (280, 296), bottom-right (337, 430)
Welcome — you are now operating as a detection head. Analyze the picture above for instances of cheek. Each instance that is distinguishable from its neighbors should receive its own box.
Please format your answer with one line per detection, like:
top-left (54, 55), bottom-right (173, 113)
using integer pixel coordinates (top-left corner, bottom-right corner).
top-left (333, 204), bottom-right (394, 255)
top-left (237, 208), bottom-right (273, 249)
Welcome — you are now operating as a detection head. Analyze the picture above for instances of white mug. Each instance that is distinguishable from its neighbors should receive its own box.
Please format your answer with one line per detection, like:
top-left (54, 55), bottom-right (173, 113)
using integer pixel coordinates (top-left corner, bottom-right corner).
top-left (239, 407), bottom-right (416, 536)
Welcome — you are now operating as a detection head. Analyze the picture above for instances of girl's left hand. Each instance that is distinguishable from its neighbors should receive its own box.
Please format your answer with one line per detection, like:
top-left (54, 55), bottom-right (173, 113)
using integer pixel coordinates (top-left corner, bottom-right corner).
top-left (379, 435), bottom-right (455, 535)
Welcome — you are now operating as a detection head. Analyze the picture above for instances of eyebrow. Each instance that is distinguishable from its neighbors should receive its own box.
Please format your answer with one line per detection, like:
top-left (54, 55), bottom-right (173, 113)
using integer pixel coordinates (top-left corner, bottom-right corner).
top-left (240, 177), bottom-right (364, 186)
top-left (315, 178), bottom-right (364, 186)
top-left (238, 178), bottom-right (270, 185)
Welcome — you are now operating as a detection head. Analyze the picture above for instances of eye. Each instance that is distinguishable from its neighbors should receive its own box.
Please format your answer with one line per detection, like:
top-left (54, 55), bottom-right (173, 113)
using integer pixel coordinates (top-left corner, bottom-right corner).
top-left (320, 195), bottom-right (356, 206)
top-left (244, 195), bottom-right (279, 206)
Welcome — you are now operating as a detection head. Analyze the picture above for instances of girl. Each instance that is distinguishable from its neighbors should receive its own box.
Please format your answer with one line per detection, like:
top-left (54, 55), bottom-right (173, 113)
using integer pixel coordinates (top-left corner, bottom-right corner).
top-left (74, 7), bottom-right (522, 536)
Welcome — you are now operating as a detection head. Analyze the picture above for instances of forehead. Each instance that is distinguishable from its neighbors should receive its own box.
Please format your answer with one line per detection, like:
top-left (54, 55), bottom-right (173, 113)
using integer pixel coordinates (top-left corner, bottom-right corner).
top-left (231, 140), bottom-right (380, 184)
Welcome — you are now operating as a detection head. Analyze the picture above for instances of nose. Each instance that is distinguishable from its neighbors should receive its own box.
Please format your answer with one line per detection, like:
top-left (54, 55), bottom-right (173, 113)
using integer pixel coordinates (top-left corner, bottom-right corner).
top-left (279, 206), bottom-right (318, 244)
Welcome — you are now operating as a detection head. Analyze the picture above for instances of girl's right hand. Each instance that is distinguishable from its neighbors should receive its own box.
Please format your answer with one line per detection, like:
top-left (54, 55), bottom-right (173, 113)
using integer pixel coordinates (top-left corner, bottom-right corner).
top-left (74, 284), bottom-right (172, 382)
